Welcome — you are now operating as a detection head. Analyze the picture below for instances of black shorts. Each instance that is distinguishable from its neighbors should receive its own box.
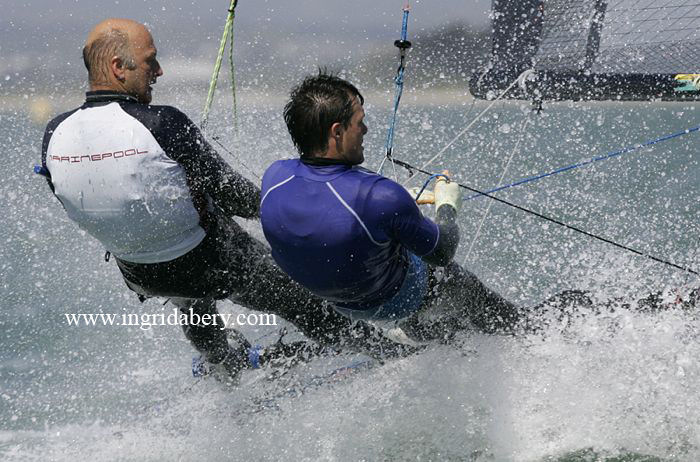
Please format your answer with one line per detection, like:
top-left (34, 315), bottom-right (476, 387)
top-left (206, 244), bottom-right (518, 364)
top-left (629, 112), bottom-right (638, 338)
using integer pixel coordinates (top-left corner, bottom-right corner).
top-left (115, 218), bottom-right (255, 300)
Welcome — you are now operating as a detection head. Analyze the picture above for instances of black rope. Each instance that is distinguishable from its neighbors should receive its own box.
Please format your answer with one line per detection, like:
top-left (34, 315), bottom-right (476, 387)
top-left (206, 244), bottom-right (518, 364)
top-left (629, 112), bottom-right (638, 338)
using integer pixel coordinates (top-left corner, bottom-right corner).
top-left (394, 158), bottom-right (698, 276)
top-left (386, 152), bottom-right (414, 176)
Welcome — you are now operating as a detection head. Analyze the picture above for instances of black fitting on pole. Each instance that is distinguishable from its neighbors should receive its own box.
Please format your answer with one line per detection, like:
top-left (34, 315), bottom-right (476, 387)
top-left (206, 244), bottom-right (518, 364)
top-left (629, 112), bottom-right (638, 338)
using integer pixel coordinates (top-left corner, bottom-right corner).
top-left (394, 39), bottom-right (412, 50)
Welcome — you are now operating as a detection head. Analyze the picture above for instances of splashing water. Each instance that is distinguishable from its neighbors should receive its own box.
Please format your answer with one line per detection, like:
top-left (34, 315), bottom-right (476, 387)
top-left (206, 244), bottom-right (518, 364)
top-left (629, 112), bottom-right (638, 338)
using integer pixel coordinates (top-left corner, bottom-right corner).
top-left (1, 92), bottom-right (698, 460)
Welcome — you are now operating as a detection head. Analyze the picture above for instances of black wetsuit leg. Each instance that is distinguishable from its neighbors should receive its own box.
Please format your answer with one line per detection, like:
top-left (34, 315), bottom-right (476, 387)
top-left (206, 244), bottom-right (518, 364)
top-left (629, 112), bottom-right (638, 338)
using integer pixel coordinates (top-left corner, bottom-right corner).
top-left (399, 262), bottom-right (522, 341)
top-left (525, 287), bottom-right (698, 326)
top-left (116, 217), bottom-right (418, 362)
top-left (400, 278), bottom-right (693, 341)
top-left (170, 297), bottom-right (230, 363)
top-left (213, 218), bottom-right (417, 360)
top-left (399, 261), bottom-right (700, 341)
top-left (519, 289), bottom-right (596, 333)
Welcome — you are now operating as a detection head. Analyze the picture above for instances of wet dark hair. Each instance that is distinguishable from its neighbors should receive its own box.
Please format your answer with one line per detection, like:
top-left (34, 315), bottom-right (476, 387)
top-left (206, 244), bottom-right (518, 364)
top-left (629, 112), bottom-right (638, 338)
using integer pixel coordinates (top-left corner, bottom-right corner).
top-left (283, 70), bottom-right (364, 158)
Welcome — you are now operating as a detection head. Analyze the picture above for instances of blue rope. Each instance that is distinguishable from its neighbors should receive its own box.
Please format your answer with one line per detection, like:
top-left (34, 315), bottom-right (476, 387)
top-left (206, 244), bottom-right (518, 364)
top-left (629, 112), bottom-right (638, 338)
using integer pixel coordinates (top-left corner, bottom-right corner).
top-left (381, 5), bottom-right (411, 174)
top-left (385, 66), bottom-right (406, 159)
top-left (384, 130), bottom-right (698, 275)
top-left (465, 123), bottom-right (700, 200)
top-left (414, 173), bottom-right (449, 202)
top-left (400, 5), bottom-right (409, 39)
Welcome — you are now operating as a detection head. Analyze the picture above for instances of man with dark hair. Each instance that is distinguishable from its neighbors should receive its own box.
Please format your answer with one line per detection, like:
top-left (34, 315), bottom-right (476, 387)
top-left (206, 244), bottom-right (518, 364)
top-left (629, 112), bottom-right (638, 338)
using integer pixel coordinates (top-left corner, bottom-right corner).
top-left (40, 20), bottom-right (418, 382)
top-left (283, 75), bottom-right (365, 161)
top-left (261, 72), bottom-right (521, 340)
top-left (261, 72), bottom-right (698, 340)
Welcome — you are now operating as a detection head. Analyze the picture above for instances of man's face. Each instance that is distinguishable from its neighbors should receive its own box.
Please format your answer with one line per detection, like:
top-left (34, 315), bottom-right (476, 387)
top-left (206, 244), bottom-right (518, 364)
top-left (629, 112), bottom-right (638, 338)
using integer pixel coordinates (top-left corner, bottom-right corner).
top-left (339, 96), bottom-right (367, 165)
top-left (123, 28), bottom-right (162, 104)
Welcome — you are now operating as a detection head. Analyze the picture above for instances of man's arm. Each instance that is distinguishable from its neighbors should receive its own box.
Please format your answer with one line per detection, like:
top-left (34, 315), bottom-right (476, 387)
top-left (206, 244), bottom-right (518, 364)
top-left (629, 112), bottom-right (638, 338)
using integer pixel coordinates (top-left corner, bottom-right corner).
top-left (161, 107), bottom-right (260, 219)
top-left (421, 204), bottom-right (459, 266)
top-left (40, 109), bottom-right (80, 197)
top-left (40, 126), bottom-right (56, 194)
top-left (378, 178), bottom-right (461, 267)
top-left (421, 176), bottom-right (462, 266)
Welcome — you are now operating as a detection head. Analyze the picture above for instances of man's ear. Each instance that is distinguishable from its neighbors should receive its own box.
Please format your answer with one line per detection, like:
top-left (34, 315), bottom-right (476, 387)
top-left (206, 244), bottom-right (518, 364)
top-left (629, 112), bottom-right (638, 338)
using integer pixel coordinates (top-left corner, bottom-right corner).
top-left (110, 56), bottom-right (126, 82)
top-left (330, 122), bottom-right (343, 141)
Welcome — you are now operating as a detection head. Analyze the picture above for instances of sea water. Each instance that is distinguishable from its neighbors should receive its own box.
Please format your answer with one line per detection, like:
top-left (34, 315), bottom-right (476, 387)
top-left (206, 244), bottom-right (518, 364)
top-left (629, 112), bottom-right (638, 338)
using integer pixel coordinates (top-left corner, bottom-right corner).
top-left (1, 89), bottom-right (698, 461)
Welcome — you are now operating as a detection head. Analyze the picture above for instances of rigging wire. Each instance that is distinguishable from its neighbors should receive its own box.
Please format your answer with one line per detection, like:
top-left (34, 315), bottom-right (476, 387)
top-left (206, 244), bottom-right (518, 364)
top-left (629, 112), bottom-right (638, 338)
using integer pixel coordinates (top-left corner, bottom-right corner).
top-left (464, 123), bottom-right (700, 201)
top-left (381, 60), bottom-right (698, 275)
top-left (211, 135), bottom-right (262, 181)
top-left (402, 70), bottom-right (532, 187)
top-left (462, 110), bottom-right (532, 266)
top-left (390, 156), bottom-right (698, 277)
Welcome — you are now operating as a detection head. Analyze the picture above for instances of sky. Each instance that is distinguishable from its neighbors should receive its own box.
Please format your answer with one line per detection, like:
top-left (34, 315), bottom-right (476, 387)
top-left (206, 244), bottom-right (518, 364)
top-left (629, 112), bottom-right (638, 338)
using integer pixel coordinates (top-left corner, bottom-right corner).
top-left (1, 0), bottom-right (492, 90)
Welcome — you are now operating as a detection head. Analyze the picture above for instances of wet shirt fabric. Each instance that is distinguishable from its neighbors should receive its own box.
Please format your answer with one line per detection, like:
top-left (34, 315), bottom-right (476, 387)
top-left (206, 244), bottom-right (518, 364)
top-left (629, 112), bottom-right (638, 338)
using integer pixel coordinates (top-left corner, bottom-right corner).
top-left (41, 91), bottom-right (258, 264)
top-left (260, 159), bottom-right (440, 311)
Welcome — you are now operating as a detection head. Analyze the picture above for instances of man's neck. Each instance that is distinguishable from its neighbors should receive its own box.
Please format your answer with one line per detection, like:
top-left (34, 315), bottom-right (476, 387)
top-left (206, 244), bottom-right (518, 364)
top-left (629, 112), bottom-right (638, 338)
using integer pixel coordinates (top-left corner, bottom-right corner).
top-left (300, 156), bottom-right (352, 166)
top-left (85, 89), bottom-right (139, 103)
top-left (88, 82), bottom-right (139, 99)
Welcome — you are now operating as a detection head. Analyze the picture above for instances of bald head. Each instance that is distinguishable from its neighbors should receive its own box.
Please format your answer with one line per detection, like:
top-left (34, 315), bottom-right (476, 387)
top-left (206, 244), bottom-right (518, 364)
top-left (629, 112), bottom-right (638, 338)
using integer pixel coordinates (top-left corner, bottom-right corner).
top-left (85, 18), bottom-right (147, 49)
top-left (83, 18), bottom-right (162, 103)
